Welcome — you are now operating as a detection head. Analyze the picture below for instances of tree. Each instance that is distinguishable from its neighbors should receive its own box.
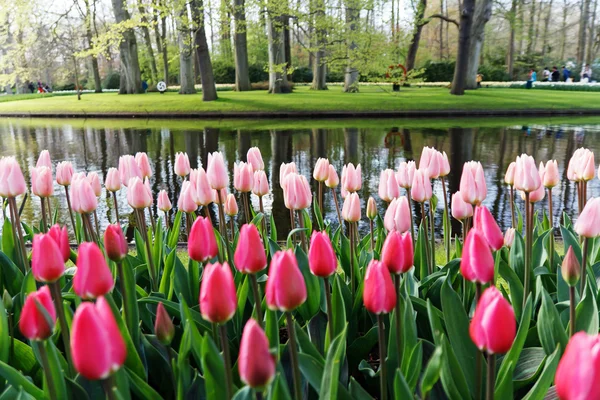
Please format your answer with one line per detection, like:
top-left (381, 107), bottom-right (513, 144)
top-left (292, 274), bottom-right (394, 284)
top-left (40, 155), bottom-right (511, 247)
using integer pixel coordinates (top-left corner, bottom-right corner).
top-left (450, 0), bottom-right (475, 95)
top-left (137, 0), bottom-right (159, 84)
top-left (233, 0), bottom-right (251, 91)
top-left (405, 0), bottom-right (427, 71)
top-left (465, 0), bottom-right (492, 89)
top-left (74, 0), bottom-right (102, 92)
top-left (267, 0), bottom-right (289, 93)
top-left (343, 0), bottom-right (360, 92)
top-left (110, 0), bottom-right (143, 94)
top-left (577, 0), bottom-right (592, 65)
top-left (155, 0), bottom-right (169, 83)
top-left (311, 0), bottom-right (327, 90)
top-left (506, 0), bottom-right (518, 77)
top-left (176, 0), bottom-right (196, 94)
top-left (191, 0), bottom-right (218, 100)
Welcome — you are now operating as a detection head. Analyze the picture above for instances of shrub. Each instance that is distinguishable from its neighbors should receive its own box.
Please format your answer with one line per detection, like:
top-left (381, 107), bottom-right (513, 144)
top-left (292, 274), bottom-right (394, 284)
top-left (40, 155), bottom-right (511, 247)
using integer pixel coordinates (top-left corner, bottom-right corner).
top-left (103, 73), bottom-right (120, 90)
top-left (291, 66), bottom-right (313, 83)
top-left (212, 61), bottom-right (236, 84)
top-left (421, 61), bottom-right (455, 82)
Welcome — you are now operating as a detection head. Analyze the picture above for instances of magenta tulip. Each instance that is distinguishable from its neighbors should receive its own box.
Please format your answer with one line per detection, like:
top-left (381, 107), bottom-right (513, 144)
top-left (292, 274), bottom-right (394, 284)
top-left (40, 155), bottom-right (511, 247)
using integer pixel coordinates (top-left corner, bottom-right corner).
top-left (19, 286), bottom-right (56, 340)
top-left (381, 231), bottom-right (413, 274)
top-left (555, 332), bottom-right (600, 400)
top-left (238, 319), bottom-right (276, 388)
top-left (104, 224), bottom-right (128, 262)
top-left (155, 302), bottom-right (175, 345)
top-left (308, 231), bottom-right (337, 277)
top-left (363, 260), bottom-right (396, 314)
top-left (234, 224), bottom-right (267, 274)
top-left (73, 242), bottom-right (114, 299)
top-left (188, 217), bottom-right (218, 262)
top-left (47, 224), bottom-right (70, 263)
top-left (460, 229), bottom-right (494, 284)
top-left (473, 205), bottom-right (504, 251)
top-left (199, 262), bottom-right (237, 323)
top-left (470, 286), bottom-right (516, 354)
top-left (265, 250), bottom-right (307, 311)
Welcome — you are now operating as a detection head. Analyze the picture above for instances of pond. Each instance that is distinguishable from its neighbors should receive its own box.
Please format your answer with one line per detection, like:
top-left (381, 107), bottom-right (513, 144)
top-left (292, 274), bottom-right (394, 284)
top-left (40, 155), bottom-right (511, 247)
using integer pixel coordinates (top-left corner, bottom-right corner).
top-left (2, 117), bottom-right (600, 240)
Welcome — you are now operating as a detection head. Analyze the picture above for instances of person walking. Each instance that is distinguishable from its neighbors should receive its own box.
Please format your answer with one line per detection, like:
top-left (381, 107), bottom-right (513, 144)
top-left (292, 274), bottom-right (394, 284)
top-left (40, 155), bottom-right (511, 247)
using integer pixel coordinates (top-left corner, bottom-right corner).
top-left (562, 66), bottom-right (571, 82)
top-left (542, 67), bottom-right (550, 81)
top-left (526, 69), bottom-right (537, 89)
top-left (551, 66), bottom-right (560, 82)
top-left (581, 64), bottom-right (592, 82)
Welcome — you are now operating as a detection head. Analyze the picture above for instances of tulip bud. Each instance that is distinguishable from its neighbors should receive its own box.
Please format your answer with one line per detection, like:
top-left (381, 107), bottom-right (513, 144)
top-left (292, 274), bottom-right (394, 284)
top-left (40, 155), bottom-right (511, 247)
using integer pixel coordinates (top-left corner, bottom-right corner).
top-left (581, 149), bottom-right (595, 181)
top-left (325, 165), bottom-right (339, 189)
top-left (342, 163), bottom-right (362, 193)
top-left (473, 206), bottom-right (504, 251)
top-left (378, 169), bottom-right (400, 202)
top-left (188, 217), bottom-right (218, 262)
top-left (71, 296), bottom-right (126, 380)
top-left (470, 287), bottom-right (516, 354)
top-left (207, 152), bottom-right (229, 190)
top-left (313, 158), bottom-right (330, 182)
top-left (174, 152), bottom-right (191, 177)
top-left (195, 167), bottom-right (214, 206)
top-left (504, 162), bottom-right (516, 185)
top-left (118, 155), bottom-right (142, 187)
top-left (366, 197), bottom-right (377, 220)
top-left (70, 176), bottom-right (98, 213)
top-left (247, 147), bottom-right (265, 171)
top-left (127, 177), bottom-right (152, 209)
top-left (265, 250), bottom-right (307, 311)
top-left (419, 147), bottom-right (441, 179)
top-left (31, 166), bottom-right (54, 197)
top-left (178, 181), bottom-right (198, 213)
top-left (460, 229), bottom-right (494, 284)
top-left (514, 154), bottom-right (541, 193)
top-left (384, 196), bottom-right (410, 232)
top-left (73, 243), bottom-right (114, 300)
top-left (252, 170), bottom-right (269, 197)
top-left (36, 150), bottom-right (51, 169)
top-left (154, 302), bottom-right (175, 345)
top-left (574, 197), bottom-right (600, 238)
top-left (342, 192), bottom-right (361, 222)
top-left (451, 191), bottom-right (473, 221)
top-left (308, 231), bottom-right (337, 277)
top-left (32, 233), bottom-right (65, 283)
top-left (86, 172), bottom-right (101, 197)
top-left (396, 161), bottom-right (416, 189)
top-left (555, 332), bottom-right (600, 400)
top-left (234, 162), bottom-right (254, 193)
top-left (562, 246), bottom-right (581, 287)
top-left (411, 169), bottom-right (432, 203)
top-left (48, 224), bottom-right (70, 263)
top-left (279, 162), bottom-right (298, 189)
top-left (543, 160), bottom-right (559, 188)
top-left (135, 152), bottom-right (153, 178)
top-left (200, 262), bottom-right (237, 323)
top-left (234, 224), bottom-right (267, 274)
top-left (104, 224), bottom-right (128, 262)
top-left (460, 161), bottom-right (487, 205)
top-left (2, 290), bottom-right (12, 311)
top-left (56, 161), bottom-right (74, 186)
top-left (214, 188), bottom-right (227, 204)
top-left (381, 231), bottom-right (413, 274)
top-left (363, 260), bottom-right (396, 314)
top-left (157, 190), bottom-right (172, 212)
top-left (439, 151), bottom-right (450, 177)
top-left (283, 173), bottom-right (312, 211)
top-left (0, 157), bottom-right (27, 198)
top-left (504, 228), bottom-right (515, 248)
top-left (238, 319), bottom-right (276, 388)
top-left (224, 193), bottom-right (239, 216)
top-left (19, 286), bottom-right (56, 341)
top-left (104, 168), bottom-right (121, 192)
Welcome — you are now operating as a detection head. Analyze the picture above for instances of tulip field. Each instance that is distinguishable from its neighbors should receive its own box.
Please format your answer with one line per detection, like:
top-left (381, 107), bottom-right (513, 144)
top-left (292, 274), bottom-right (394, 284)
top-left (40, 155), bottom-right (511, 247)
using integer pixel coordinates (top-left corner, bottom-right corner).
top-left (0, 143), bottom-right (597, 400)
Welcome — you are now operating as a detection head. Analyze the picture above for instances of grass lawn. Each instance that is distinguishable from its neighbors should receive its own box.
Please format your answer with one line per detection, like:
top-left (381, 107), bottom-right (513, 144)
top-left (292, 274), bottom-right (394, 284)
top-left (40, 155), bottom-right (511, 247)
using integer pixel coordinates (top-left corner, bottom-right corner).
top-left (0, 86), bottom-right (599, 115)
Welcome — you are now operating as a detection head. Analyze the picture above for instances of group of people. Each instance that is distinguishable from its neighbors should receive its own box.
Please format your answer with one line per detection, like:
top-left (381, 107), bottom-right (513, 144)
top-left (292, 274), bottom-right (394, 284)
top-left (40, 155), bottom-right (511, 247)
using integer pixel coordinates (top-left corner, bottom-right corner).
top-left (528, 64), bottom-right (593, 83)
top-left (26, 81), bottom-right (52, 94)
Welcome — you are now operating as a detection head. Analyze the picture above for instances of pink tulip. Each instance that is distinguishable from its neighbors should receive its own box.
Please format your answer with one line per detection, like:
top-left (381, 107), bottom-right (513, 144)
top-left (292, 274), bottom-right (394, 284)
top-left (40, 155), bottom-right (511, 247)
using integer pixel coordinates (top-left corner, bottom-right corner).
top-left (265, 249), bottom-right (307, 311)
top-left (384, 196), bottom-right (410, 232)
top-left (19, 286), bottom-right (56, 340)
top-left (127, 177), bottom-right (152, 209)
top-left (581, 149), bottom-right (595, 181)
top-left (460, 229), bottom-right (494, 284)
top-left (178, 181), bottom-right (198, 213)
top-left (378, 169), bottom-right (400, 202)
top-left (419, 147), bottom-right (441, 179)
top-left (234, 162), bottom-right (254, 193)
top-left (36, 150), bottom-right (51, 169)
top-left (0, 157), bottom-right (27, 197)
top-left (473, 205), bottom-right (504, 251)
top-left (505, 162), bottom-right (516, 185)
top-left (188, 217), bottom-right (218, 262)
top-left (313, 158), bottom-right (330, 182)
top-left (363, 260), bottom-right (396, 314)
top-left (70, 177), bottom-right (98, 213)
top-left (144, 178), bottom-right (153, 205)
top-left (342, 192), bottom-right (361, 222)
top-left (157, 190), bottom-right (172, 211)
top-left (543, 160), bottom-right (559, 188)
top-left (234, 224), bottom-right (267, 274)
top-left (460, 161), bottom-right (487, 205)
top-left (118, 155), bottom-right (142, 187)
top-left (74, 243), bottom-right (114, 299)
top-left (561, 246), bottom-right (581, 287)
top-left (555, 332), bottom-right (600, 400)
top-left (470, 287), bottom-right (516, 354)
top-left (451, 191), bottom-right (473, 220)
top-left (523, 178), bottom-right (545, 203)
top-left (155, 302), bottom-right (175, 345)
top-left (504, 228), bottom-right (515, 248)
top-left (87, 172), bottom-right (102, 197)
top-left (342, 163), bottom-right (362, 193)
top-left (56, 161), bottom-right (74, 186)
top-left (207, 152), bottom-right (229, 190)
top-left (238, 319), bottom-right (276, 388)
top-left (325, 164), bottom-right (339, 188)
top-left (174, 152), bottom-right (191, 177)
top-left (283, 173), bottom-right (311, 210)
top-left (104, 168), bottom-right (121, 192)
top-left (439, 151), bottom-right (450, 177)
top-left (195, 167), bottom-right (214, 206)
top-left (411, 169), bottom-right (432, 203)
top-left (135, 152), bottom-right (153, 178)
top-left (224, 193), bottom-right (238, 216)
top-left (31, 166), bottom-right (54, 197)
top-left (199, 262), bottom-right (237, 323)
top-left (279, 162), bottom-right (298, 188)
top-left (308, 231), bottom-right (337, 277)
top-left (104, 224), bottom-right (128, 263)
top-left (575, 197), bottom-right (600, 238)
top-left (514, 154), bottom-right (541, 193)
top-left (381, 231), bottom-right (414, 274)
top-left (247, 147), bottom-right (265, 171)
top-left (366, 196), bottom-right (377, 220)
top-left (252, 170), bottom-right (269, 197)
top-left (214, 188), bottom-right (228, 204)
top-left (396, 161), bottom-right (416, 189)
top-left (48, 224), bottom-right (70, 263)
top-left (71, 296), bottom-right (126, 380)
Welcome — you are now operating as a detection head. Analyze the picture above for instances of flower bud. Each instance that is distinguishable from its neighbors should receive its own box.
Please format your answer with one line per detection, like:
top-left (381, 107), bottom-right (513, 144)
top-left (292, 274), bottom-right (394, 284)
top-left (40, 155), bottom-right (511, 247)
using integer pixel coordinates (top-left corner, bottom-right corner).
top-left (73, 243), bottom-right (114, 300)
top-left (104, 224), bottom-right (128, 262)
top-left (234, 224), bottom-right (267, 274)
top-left (470, 287), bottom-right (516, 354)
top-left (366, 197), bottom-right (377, 220)
top-left (154, 302), bottom-right (175, 345)
top-left (188, 217), bottom-right (218, 262)
top-left (238, 319), bottom-right (276, 388)
top-left (19, 286), bottom-right (56, 340)
top-left (562, 246), bottom-right (581, 287)
top-left (363, 260), bottom-right (396, 314)
top-left (308, 231), bottom-right (337, 277)
top-left (199, 262), bottom-right (237, 324)
top-left (265, 250), bottom-right (307, 311)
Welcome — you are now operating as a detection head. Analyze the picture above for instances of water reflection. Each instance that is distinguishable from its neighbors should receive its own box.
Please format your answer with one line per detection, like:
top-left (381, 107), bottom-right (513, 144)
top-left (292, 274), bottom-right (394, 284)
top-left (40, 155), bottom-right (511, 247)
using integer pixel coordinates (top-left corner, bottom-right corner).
top-left (1, 119), bottom-right (600, 240)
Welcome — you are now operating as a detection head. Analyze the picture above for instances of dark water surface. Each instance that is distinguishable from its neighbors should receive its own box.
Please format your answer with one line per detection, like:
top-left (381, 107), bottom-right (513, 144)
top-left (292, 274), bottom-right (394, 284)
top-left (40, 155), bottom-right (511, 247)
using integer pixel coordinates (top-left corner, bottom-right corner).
top-left (2, 117), bottom-right (600, 239)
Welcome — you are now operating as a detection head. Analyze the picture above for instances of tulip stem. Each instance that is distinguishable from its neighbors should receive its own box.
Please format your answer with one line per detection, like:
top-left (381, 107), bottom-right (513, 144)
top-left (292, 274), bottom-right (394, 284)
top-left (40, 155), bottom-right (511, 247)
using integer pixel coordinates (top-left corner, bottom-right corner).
top-left (569, 285), bottom-right (576, 337)
top-left (394, 274), bottom-right (402, 366)
top-left (420, 202), bottom-right (431, 276)
top-left (407, 195), bottom-right (415, 246)
top-left (219, 324), bottom-right (234, 400)
top-left (93, 210), bottom-right (101, 238)
top-left (49, 281), bottom-right (74, 377)
top-left (204, 206), bottom-right (213, 225)
top-left (229, 218), bottom-right (235, 242)
top-left (509, 186), bottom-right (516, 229)
top-left (285, 312), bottom-right (303, 400)
top-left (9, 198), bottom-right (28, 271)
top-left (475, 282), bottom-right (482, 304)
top-left (318, 181), bottom-right (323, 215)
top-left (259, 196), bottom-right (267, 239)
top-left (112, 191), bottom-right (121, 225)
top-left (164, 210), bottom-right (170, 230)
top-left (216, 190), bottom-right (228, 245)
top-left (523, 193), bottom-right (532, 311)
top-left (486, 353), bottom-right (496, 400)
top-left (377, 314), bottom-right (388, 400)
top-left (580, 237), bottom-right (589, 295)
top-left (297, 210), bottom-right (307, 252)
top-left (289, 209), bottom-right (295, 243)
top-left (8, 199), bottom-right (26, 272)
top-left (324, 277), bottom-right (333, 344)
top-left (35, 341), bottom-right (58, 400)
top-left (136, 209), bottom-right (158, 292)
top-left (369, 218), bottom-right (375, 252)
top-left (64, 187), bottom-right (77, 239)
top-left (101, 375), bottom-right (118, 400)
top-left (47, 197), bottom-right (53, 224)
top-left (332, 188), bottom-right (343, 232)
top-left (429, 202), bottom-right (436, 272)
top-left (441, 176), bottom-right (450, 263)
top-left (117, 262), bottom-right (128, 320)
top-left (349, 222), bottom-right (355, 297)
top-left (255, 390), bottom-right (264, 400)
top-left (548, 188), bottom-right (554, 271)
top-left (249, 274), bottom-right (264, 328)
top-left (41, 196), bottom-right (48, 232)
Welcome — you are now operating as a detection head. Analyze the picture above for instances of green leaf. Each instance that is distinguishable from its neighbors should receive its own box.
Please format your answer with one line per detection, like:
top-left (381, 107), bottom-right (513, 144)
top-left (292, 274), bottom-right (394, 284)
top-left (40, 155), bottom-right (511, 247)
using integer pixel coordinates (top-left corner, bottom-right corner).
top-left (393, 369), bottom-right (411, 400)
top-left (521, 346), bottom-right (561, 400)
top-left (348, 377), bottom-right (373, 400)
top-left (414, 220), bottom-right (428, 280)
top-left (575, 282), bottom-right (599, 334)
top-left (513, 348), bottom-right (547, 388)
top-left (420, 346), bottom-right (442, 399)
top-left (121, 258), bottom-right (140, 348)
top-left (201, 334), bottom-right (227, 400)
top-left (498, 259), bottom-right (524, 321)
top-left (510, 230), bottom-right (525, 284)
top-left (537, 287), bottom-right (568, 356)
top-left (267, 373), bottom-right (291, 400)
top-left (232, 386), bottom-right (253, 400)
top-left (0, 360), bottom-right (46, 399)
top-left (2, 218), bottom-right (16, 264)
top-left (0, 251), bottom-right (24, 295)
top-left (295, 246), bottom-right (321, 321)
top-left (125, 368), bottom-right (162, 400)
top-left (295, 321), bottom-right (323, 363)
top-left (0, 300), bottom-right (9, 364)
top-left (327, 275), bottom-right (346, 349)
top-left (167, 211), bottom-right (182, 249)
top-left (32, 340), bottom-right (67, 400)
top-left (319, 327), bottom-right (347, 400)
top-left (297, 353), bottom-right (353, 400)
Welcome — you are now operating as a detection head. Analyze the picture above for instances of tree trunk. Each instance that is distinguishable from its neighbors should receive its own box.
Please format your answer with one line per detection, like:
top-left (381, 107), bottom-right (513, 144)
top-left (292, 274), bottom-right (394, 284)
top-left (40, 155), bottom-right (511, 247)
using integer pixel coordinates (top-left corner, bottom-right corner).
top-left (439, 0), bottom-right (444, 59)
top-left (220, 0), bottom-right (233, 63)
top-left (517, 0), bottom-right (525, 54)
top-left (234, 0), bottom-right (251, 91)
top-left (587, 0), bottom-right (598, 64)
top-left (343, 0), bottom-right (360, 92)
top-left (465, 0), bottom-right (492, 89)
top-left (283, 14), bottom-right (292, 81)
top-left (541, 0), bottom-right (554, 57)
top-left (138, 0), bottom-right (159, 84)
top-left (560, 0), bottom-right (568, 59)
top-left (111, 0), bottom-right (143, 94)
top-left (526, 0), bottom-right (536, 54)
top-left (267, 3), bottom-right (289, 93)
top-left (177, 1), bottom-right (196, 94)
top-left (450, 0), bottom-right (475, 95)
top-left (311, 0), bottom-right (327, 90)
top-left (577, 0), bottom-right (591, 65)
top-left (507, 0), bottom-right (517, 78)
top-left (158, 0), bottom-right (169, 83)
top-left (405, 0), bottom-right (427, 71)
top-left (84, 0), bottom-right (102, 92)
top-left (192, 0), bottom-right (218, 100)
